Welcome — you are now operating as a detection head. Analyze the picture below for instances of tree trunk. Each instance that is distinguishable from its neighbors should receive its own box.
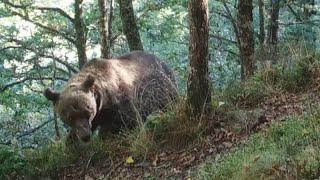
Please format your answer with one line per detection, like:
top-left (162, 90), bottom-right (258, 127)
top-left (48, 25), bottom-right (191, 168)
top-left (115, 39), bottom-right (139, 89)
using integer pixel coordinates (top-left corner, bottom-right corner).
top-left (74, 0), bottom-right (88, 68)
top-left (266, 0), bottom-right (280, 64)
top-left (258, 0), bottom-right (265, 45)
top-left (119, 0), bottom-right (144, 51)
top-left (99, 0), bottom-right (111, 58)
top-left (267, 0), bottom-right (280, 45)
top-left (186, 0), bottom-right (211, 118)
top-left (258, 0), bottom-right (268, 67)
top-left (108, 0), bottom-right (114, 53)
top-left (238, 0), bottom-right (255, 80)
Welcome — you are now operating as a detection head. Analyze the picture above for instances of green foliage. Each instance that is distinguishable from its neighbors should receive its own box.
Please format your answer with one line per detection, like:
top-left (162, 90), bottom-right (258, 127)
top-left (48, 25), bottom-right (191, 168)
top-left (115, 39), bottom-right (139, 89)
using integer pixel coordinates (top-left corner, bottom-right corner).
top-left (0, 145), bottom-right (27, 179)
top-left (219, 79), bottom-right (269, 107)
top-left (196, 107), bottom-right (320, 180)
top-left (217, 42), bottom-right (316, 108)
top-left (255, 43), bottom-right (315, 92)
top-left (26, 142), bottom-right (66, 175)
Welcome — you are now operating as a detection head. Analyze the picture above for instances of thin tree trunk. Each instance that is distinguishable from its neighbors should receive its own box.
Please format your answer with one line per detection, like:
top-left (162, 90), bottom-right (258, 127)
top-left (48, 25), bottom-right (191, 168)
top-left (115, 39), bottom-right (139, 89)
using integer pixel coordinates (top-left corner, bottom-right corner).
top-left (186, 0), bottom-right (211, 118)
top-left (258, 0), bottom-right (265, 45)
top-left (108, 0), bottom-right (114, 53)
top-left (267, 0), bottom-right (280, 45)
top-left (238, 0), bottom-right (255, 80)
top-left (74, 0), bottom-right (87, 68)
top-left (266, 0), bottom-right (280, 64)
top-left (99, 0), bottom-right (111, 58)
top-left (119, 0), bottom-right (144, 51)
top-left (258, 0), bottom-right (268, 67)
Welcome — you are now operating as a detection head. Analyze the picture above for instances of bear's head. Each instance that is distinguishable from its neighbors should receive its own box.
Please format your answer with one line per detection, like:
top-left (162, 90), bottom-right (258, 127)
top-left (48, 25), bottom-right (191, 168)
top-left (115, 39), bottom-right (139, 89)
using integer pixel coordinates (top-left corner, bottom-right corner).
top-left (44, 74), bottom-right (102, 142)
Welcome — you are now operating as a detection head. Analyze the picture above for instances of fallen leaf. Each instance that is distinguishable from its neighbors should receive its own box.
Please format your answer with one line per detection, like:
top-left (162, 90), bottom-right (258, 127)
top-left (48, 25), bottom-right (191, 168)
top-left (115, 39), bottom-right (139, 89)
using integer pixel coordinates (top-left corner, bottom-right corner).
top-left (126, 156), bottom-right (134, 164)
top-left (85, 175), bottom-right (94, 180)
top-left (222, 142), bottom-right (233, 148)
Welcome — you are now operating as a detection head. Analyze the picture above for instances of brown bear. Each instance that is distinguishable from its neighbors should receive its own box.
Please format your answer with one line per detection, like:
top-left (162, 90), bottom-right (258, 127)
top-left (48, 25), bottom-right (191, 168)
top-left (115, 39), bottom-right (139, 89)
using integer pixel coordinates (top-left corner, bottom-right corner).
top-left (44, 51), bottom-right (178, 143)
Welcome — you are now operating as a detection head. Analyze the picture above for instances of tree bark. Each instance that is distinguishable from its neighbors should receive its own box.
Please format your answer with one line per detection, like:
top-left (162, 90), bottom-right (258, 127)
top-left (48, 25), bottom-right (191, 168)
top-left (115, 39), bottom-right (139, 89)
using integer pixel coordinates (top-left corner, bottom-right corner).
top-left (99, 0), bottom-right (111, 58)
top-left (258, 0), bottom-right (265, 45)
top-left (186, 0), bottom-right (211, 118)
top-left (108, 0), bottom-right (114, 53)
top-left (267, 0), bottom-right (280, 45)
top-left (266, 0), bottom-right (280, 64)
top-left (238, 0), bottom-right (255, 80)
top-left (74, 0), bottom-right (87, 68)
top-left (119, 0), bottom-right (144, 51)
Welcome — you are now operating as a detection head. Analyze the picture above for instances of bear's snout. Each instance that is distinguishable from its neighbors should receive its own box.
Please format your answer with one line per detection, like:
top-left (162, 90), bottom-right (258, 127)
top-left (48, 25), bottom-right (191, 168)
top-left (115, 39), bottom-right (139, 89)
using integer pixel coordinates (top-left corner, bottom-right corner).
top-left (73, 120), bottom-right (92, 142)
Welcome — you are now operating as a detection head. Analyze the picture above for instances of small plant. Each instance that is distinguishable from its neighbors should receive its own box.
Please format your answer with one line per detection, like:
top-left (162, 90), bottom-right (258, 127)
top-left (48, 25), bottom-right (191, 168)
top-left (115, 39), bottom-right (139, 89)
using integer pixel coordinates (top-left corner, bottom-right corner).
top-left (219, 79), bottom-right (271, 108)
top-left (0, 145), bottom-right (27, 179)
top-left (25, 140), bottom-right (72, 178)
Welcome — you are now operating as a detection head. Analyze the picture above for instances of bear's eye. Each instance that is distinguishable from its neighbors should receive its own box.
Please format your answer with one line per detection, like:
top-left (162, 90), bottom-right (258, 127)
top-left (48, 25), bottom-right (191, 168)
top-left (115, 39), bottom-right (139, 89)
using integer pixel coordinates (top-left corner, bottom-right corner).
top-left (85, 105), bottom-right (93, 111)
top-left (70, 105), bottom-right (79, 113)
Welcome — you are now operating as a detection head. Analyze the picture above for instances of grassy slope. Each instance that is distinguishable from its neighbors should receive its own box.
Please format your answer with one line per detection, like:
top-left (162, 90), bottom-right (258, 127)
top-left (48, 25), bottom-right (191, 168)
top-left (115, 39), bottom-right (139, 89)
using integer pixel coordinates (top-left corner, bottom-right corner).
top-left (196, 108), bottom-right (320, 180)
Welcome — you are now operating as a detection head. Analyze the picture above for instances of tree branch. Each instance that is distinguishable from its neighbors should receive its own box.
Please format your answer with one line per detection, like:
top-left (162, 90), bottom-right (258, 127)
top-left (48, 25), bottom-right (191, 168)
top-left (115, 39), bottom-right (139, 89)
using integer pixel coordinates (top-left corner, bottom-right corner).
top-left (0, 77), bottom-right (68, 93)
top-left (287, 5), bottom-right (302, 21)
top-left (1, 0), bottom-right (74, 22)
top-left (222, 2), bottom-right (240, 46)
top-left (12, 10), bottom-right (76, 44)
top-left (1, 0), bottom-right (76, 44)
top-left (17, 119), bottom-right (53, 139)
top-left (210, 33), bottom-right (238, 45)
top-left (0, 44), bottom-right (78, 74)
top-left (33, 6), bottom-right (74, 23)
top-left (279, 19), bottom-right (320, 26)
top-left (0, 119), bottom-right (53, 146)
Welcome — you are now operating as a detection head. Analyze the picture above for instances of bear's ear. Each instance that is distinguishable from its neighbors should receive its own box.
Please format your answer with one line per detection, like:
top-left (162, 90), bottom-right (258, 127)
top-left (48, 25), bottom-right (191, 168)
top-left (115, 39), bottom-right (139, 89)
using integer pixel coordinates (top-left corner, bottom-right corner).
top-left (82, 74), bottom-right (95, 89)
top-left (43, 88), bottom-right (60, 102)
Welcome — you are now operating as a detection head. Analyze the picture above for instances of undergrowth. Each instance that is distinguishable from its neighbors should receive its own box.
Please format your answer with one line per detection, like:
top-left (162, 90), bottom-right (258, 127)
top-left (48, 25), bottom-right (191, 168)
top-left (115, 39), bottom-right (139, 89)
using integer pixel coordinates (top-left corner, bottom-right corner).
top-left (196, 107), bottom-right (320, 180)
top-left (219, 52), bottom-right (317, 108)
top-left (1, 44), bottom-right (320, 179)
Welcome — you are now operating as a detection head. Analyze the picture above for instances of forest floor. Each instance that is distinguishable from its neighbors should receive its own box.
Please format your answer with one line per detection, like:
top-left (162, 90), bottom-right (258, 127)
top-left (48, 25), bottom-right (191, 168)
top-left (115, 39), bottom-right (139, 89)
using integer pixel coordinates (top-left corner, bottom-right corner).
top-left (55, 86), bottom-right (320, 180)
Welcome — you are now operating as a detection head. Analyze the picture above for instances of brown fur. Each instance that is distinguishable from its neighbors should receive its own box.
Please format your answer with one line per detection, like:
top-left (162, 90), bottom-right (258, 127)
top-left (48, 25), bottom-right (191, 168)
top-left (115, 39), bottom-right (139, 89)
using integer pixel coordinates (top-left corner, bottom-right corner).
top-left (44, 51), bottom-right (177, 143)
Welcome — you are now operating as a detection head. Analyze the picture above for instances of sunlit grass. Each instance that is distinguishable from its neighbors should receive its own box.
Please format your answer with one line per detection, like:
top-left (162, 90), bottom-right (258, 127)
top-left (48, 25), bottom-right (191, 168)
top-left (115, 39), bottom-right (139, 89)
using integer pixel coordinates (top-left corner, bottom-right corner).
top-left (196, 107), bottom-right (320, 180)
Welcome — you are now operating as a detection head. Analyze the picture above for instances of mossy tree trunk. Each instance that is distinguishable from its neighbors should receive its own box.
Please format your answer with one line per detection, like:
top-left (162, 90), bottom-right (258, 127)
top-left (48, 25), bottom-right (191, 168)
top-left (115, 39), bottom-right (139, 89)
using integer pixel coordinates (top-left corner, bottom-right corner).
top-left (238, 0), bottom-right (255, 80)
top-left (186, 0), bottom-right (211, 118)
top-left (74, 0), bottom-right (88, 68)
top-left (119, 0), bottom-right (144, 51)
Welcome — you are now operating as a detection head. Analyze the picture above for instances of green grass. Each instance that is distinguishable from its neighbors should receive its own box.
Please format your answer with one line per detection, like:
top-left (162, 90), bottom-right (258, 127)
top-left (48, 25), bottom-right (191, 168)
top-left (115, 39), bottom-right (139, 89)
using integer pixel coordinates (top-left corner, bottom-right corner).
top-left (196, 108), bottom-right (320, 180)
top-left (0, 138), bottom-right (124, 179)
top-left (0, 145), bottom-right (27, 180)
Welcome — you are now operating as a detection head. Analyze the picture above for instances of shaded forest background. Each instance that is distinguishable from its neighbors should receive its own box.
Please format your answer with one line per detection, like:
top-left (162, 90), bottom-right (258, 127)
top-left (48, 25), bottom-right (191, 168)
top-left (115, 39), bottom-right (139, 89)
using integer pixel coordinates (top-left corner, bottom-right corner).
top-left (1, 0), bottom-right (320, 179)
